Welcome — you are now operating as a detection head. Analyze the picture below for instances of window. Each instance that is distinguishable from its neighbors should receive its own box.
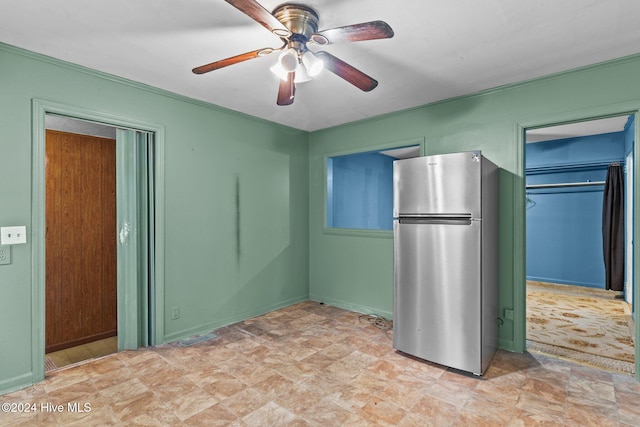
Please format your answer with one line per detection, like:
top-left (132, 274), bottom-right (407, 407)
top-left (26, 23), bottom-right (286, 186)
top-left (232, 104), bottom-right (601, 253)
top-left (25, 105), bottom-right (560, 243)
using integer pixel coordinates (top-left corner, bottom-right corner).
top-left (326, 142), bottom-right (421, 232)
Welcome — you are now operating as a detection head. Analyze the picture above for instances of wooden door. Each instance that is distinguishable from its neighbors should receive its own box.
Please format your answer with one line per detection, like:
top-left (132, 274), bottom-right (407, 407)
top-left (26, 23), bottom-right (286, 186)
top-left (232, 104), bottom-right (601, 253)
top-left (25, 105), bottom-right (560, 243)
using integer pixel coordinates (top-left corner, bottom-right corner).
top-left (45, 130), bottom-right (117, 353)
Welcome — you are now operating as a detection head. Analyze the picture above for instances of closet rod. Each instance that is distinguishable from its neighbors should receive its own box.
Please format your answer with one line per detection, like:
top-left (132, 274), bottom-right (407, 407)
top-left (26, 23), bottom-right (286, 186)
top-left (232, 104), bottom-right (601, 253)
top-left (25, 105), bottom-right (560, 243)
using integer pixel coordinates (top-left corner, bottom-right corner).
top-left (526, 181), bottom-right (606, 189)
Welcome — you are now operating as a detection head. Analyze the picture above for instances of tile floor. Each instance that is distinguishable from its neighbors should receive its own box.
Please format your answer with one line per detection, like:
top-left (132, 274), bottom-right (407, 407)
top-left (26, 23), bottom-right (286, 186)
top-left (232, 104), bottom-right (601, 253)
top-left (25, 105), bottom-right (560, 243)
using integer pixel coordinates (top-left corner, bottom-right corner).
top-left (2, 301), bottom-right (640, 426)
top-left (46, 336), bottom-right (118, 371)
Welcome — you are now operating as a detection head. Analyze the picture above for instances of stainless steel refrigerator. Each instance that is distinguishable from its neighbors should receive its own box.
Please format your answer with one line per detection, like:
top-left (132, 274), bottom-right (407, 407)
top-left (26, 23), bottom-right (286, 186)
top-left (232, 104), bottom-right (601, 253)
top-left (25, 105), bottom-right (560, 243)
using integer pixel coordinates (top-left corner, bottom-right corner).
top-left (392, 151), bottom-right (498, 375)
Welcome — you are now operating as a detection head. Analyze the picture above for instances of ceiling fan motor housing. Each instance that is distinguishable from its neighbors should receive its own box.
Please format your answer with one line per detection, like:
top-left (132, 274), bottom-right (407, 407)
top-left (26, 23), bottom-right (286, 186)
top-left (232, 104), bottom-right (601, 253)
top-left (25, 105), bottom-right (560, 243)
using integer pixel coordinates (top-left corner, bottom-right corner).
top-left (273, 4), bottom-right (320, 43)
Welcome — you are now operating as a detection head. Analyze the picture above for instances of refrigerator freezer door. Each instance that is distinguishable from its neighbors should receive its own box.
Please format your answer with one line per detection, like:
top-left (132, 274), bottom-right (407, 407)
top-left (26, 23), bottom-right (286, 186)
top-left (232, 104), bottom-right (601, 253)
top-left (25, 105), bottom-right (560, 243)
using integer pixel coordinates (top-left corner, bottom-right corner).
top-left (393, 152), bottom-right (482, 218)
top-left (393, 219), bottom-right (482, 374)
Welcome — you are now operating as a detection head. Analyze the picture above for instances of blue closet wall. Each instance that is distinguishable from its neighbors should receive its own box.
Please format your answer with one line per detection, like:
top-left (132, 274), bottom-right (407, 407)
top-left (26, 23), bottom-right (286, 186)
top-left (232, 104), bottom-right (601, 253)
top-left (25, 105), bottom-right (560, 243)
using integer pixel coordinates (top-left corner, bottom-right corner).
top-left (526, 132), bottom-right (626, 288)
top-left (327, 152), bottom-right (394, 230)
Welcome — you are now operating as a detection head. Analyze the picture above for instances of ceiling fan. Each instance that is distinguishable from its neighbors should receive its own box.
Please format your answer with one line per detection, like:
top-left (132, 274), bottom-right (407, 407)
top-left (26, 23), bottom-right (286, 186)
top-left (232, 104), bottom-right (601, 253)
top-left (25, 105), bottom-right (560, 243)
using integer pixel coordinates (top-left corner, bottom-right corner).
top-left (192, 0), bottom-right (394, 105)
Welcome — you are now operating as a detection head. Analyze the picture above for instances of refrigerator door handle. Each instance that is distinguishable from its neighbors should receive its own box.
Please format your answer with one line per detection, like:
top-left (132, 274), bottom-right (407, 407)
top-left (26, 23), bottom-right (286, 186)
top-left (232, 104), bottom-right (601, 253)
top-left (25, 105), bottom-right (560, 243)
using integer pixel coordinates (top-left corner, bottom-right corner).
top-left (399, 218), bottom-right (472, 226)
top-left (398, 214), bottom-right (473, 226)
top-left (396, 213), bottom-right (472, 219)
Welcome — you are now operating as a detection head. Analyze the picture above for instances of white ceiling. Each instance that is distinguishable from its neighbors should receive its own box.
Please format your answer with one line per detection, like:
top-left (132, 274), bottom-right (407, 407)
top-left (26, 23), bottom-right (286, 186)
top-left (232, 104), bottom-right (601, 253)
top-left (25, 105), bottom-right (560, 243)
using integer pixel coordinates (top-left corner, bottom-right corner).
top-left (2, 0), bottom-right (640, 132)
top-left (526, 115), bottom-right (631, 143)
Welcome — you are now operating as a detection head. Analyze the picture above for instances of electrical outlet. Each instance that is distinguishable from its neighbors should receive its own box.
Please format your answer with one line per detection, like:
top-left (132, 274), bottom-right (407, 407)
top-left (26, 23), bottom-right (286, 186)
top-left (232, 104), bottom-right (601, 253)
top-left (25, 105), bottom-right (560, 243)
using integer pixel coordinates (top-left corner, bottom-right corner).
top-left (171, 306), bottom-right (180, 320)
top-left (0, 245), bottom-right (10, 265)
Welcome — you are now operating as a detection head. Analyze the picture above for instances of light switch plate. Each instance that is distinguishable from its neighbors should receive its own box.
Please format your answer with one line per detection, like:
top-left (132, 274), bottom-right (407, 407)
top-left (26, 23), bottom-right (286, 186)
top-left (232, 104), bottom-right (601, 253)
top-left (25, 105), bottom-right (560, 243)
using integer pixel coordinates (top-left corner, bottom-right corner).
top-left (1, 226), bottom-right (27, 245)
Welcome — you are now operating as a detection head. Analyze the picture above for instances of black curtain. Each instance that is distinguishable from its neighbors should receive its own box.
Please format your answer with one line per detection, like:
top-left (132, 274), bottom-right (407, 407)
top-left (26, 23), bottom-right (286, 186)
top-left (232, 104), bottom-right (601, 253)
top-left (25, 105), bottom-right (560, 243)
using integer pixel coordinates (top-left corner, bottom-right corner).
top-left (602, 163), bottom-right (624, 291)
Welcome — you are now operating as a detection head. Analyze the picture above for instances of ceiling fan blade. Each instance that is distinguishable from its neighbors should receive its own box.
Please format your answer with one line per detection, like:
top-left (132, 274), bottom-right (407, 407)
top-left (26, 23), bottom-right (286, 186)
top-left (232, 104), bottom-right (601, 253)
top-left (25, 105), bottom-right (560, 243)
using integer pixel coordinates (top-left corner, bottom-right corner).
top-left (310, 21), bottom-right (394, 45)
top-left (225, 0), bottom-right (292, 38)
top-left (192, 48), bottom-right (276, 74)
top-left (315, 51), bottom-right (378, 92)
top-left (277, 72), bottom-right (295, 105)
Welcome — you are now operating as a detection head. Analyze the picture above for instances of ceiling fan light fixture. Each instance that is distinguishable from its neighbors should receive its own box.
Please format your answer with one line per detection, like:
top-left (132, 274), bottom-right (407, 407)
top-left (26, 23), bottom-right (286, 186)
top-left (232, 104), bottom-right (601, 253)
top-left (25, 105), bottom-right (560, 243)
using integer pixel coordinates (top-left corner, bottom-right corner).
top-left (270, 48), bottom-right (300, 81)
top-left (294, 64), bottom-right (311, 83)
top-left (270, 61), bottom-right (289, 81)
top-left (279, 48), bottom-right (299, 72)
top-left (302, 51), bottom-right (324, 76)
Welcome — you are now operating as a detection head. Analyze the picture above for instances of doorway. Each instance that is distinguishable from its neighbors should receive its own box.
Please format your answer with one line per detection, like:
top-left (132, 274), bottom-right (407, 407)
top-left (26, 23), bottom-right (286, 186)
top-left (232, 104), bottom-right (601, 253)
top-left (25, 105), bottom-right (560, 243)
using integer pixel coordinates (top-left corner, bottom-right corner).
top-left (30, 99), bottom-right (165, 383)
top-left (524, 115), bottom-right (635, 374)
top-left (44, 119), bottom-right (119, 371)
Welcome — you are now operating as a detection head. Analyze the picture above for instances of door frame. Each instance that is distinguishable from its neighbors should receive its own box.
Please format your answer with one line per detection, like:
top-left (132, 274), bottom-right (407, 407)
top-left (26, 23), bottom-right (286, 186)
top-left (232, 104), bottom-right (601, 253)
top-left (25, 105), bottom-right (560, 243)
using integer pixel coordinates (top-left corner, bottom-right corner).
top-left (31, 99), bottom-right (165, 382)
top-left (626, 152), bottom-right (634, 306)
top-left (515, 102), bottom-right (640, 381)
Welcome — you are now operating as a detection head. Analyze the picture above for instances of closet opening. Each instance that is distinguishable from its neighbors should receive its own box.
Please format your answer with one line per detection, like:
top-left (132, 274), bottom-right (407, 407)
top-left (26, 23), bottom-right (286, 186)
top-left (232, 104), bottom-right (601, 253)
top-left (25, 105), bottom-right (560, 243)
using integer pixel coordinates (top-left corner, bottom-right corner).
top-left (31, 99), bottom-right (165, 383)
top-left (524, 114), bottom-right (635, 375)
top-left (44, 116), bottom-right (119, 371)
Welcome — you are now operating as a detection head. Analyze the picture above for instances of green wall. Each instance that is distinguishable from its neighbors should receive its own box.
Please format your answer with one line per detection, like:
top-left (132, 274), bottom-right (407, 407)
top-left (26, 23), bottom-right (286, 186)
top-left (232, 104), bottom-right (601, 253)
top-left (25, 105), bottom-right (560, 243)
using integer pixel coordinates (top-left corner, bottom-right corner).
top-left (2, 40), bottom-right (640, 394)
top-left (0, 44), bottom-right (309, 394)
top-left (308, 54), bottom-right (640, 353)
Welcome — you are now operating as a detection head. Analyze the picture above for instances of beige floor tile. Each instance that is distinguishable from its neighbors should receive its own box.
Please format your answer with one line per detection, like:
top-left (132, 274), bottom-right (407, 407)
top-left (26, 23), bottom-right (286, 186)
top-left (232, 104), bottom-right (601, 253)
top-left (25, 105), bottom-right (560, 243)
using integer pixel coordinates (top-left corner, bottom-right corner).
top-left (182, 402), bottom-right (241, 426)
top-left (64, 345), bottom-right (95, 364)
top-left (358, 398), bottom-right (408, 425)
top-left (165, 387), bottom-right (218, 421)
top-left (222, 387), bottom-right (270, 418)
top-left (47, 351), bottom-right (72, 369)
top-left (242, 401), bottom-right (297, 426)
top-left (2, 301), bottom-right (636, 425)
top-left (410, 394), bottom-right (462, 425)
top-left (45, 336), bottom-right (118, 372)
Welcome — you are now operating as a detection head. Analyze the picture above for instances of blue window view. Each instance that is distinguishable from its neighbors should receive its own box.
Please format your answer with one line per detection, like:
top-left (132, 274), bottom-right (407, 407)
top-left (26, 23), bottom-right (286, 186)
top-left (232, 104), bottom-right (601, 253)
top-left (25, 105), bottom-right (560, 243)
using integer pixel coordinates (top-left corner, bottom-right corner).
top-left (327, 146), bottom-right (419, 230)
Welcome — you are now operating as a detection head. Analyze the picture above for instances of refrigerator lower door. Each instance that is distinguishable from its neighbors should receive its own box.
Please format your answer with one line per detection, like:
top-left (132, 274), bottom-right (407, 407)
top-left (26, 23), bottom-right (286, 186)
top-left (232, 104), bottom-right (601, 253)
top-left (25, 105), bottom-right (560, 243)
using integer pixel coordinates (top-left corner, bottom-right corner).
top-left (393, 218), bottom-right (483, 374)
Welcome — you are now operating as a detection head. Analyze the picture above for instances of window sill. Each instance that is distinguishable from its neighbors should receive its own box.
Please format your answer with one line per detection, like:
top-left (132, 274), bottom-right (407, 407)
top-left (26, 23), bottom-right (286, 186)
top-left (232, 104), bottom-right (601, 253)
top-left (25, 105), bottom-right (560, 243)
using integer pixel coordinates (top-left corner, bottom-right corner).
top-left (323, 227), bottom-right (393, 239)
